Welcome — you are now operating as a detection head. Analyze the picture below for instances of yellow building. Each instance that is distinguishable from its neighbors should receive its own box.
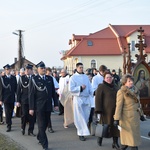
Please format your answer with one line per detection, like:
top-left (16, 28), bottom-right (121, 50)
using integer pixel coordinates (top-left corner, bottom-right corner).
top-left (61, 24), bottom-right (150, 74)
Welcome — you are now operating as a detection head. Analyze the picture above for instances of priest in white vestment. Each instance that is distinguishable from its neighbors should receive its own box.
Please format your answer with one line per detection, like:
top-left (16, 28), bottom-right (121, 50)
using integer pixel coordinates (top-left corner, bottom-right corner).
top-left (69, 62), bottom-right (93, 141)
top-left (57, 69), bottom-right (70, 115)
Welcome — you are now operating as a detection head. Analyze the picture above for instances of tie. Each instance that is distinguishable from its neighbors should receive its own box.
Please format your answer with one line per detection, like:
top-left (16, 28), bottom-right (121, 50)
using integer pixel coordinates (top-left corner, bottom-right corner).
top-left (42, 76), bottom-right (45, 80)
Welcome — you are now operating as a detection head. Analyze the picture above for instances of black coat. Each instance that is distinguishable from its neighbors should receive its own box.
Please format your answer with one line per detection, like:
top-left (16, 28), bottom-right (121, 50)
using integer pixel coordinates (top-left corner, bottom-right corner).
top-left (0, 78), bottom-right (2, 100)
top-left (29, 75), bottom-right (58, 112)
top-left (95, 81), bottom-right (119, 137)
top-left (1, 75), bottom-right (17, 103)
top-left (17, 75), bottom-right (31, 104)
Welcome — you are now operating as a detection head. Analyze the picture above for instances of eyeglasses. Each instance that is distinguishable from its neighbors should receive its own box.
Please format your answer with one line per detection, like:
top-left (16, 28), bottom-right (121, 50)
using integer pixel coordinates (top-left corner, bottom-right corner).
top-left (40, 67), bottom-right (45, 69)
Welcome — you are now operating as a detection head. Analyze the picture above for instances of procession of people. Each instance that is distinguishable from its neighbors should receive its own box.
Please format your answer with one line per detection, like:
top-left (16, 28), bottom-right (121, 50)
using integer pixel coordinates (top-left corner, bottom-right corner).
top-left (0, 62), bottom-right (149, 150)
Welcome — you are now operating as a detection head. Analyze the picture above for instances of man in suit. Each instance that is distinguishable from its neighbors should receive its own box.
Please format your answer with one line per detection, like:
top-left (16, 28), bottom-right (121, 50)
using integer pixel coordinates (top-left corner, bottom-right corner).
top-left (16, 64), bottom-right (36, 136)
top-left (0, 64), bottom-right (17, 132)
top-left (29, 61), bottom-right (58, 150)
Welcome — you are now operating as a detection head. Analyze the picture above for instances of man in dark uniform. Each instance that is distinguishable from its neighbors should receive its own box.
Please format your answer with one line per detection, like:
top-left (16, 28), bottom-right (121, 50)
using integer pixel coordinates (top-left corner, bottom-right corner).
top-left (0, 64), bottom-right (17, 132)
top-left (29, 61), bottom-right (58, 150)
top-left (16, 64), bottom-right (36, 136)
top-left (0, 77), bottom-right (4, 124)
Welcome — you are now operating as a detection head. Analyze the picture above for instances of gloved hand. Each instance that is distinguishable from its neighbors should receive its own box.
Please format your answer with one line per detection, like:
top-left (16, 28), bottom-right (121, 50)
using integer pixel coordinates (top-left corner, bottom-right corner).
top-left (113, 120), bottom-right (119, 127)
top-left (140, 115), bottom-right (146, 121)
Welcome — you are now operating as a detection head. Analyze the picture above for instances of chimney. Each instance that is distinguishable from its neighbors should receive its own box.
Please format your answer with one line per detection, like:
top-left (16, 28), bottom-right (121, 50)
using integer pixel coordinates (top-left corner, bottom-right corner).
top-left (14, 57), bottom-right (17, 63)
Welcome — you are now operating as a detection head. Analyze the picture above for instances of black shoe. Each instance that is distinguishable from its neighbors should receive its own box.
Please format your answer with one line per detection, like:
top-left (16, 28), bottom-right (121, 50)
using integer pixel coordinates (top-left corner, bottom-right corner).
top-left (130, 146), bottom-right (138, 150)
top-left (28, 131), bottom-right (36, 137)
top-left (120, 145), bottom-right (128, 150)
top-left (79, 136), bottom-right (86, 141)
top-left (6, 127), bottom-right (11, 132)
top-left (97, 137), bottom-right (103, 146)
top-left (43, 148), bottom-right (49, 150)
top-left (112, 137), bottom-right (120, 149)
top-left (0, 121), bottom-right (4, 125)
top-left (48, 128), bottom-right (54, 133)
top-left (58, 112), bottom-right (64, 115)
top-left (21, 129), bottom-right (25, 135)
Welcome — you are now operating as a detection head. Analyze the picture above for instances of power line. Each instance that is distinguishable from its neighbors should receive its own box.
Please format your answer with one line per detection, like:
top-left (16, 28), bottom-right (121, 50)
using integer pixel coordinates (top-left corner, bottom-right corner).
top-left (25, 0), bottom-right (100, 31)
top-left (24, 0), bottom-right (133, 33)
top-left (0, 0), bottom-right (136, 38)
top-left (25, 0), bottom-right (133, 32)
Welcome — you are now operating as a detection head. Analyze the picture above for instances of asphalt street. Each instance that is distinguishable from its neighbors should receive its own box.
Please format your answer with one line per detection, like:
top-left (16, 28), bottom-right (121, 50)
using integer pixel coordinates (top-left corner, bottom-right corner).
top-left (0, 113), bottom-right (149, 150)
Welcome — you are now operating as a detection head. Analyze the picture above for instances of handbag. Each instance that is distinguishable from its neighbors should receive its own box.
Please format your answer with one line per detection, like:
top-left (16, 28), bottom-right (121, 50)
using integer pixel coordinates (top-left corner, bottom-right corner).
top-left (90, 115), bottom-right (111, 138)
top-left (90, 121), bottom-right (97, 136)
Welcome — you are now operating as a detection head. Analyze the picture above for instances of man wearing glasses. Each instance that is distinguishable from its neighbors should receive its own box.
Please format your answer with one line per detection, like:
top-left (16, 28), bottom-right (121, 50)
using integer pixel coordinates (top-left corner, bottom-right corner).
top-left (29, 61), bottom-right (58, 150)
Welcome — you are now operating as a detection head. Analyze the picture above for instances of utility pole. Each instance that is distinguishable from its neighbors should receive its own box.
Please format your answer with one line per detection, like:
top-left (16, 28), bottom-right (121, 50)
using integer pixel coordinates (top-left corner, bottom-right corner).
top-left (13, 30), bottom-right (25, 70)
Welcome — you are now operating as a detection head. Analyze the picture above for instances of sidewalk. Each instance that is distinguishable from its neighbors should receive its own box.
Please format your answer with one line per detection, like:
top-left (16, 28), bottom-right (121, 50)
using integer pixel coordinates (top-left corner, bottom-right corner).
top-left (0, 114), bottom-right (150, 150)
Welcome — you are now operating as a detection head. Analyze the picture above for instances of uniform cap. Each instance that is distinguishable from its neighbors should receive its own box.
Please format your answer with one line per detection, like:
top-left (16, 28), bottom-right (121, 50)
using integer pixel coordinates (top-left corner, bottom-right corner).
top-left (3, 64), bottom-right (11, 69)
top-left (26, 64), bottom-right (33, 69)
top-left (36, 61), bottom-right (45, 68)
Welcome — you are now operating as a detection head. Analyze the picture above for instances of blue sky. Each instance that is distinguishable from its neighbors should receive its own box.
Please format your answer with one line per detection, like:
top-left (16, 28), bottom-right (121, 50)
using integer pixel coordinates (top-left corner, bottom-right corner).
top-left (0, 0), bottom-right (150, 68)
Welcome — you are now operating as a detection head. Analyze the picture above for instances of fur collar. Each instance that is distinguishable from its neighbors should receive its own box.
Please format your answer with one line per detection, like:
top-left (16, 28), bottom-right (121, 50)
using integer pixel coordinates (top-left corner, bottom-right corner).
top-left (120, 86), bottom-right (139, 103)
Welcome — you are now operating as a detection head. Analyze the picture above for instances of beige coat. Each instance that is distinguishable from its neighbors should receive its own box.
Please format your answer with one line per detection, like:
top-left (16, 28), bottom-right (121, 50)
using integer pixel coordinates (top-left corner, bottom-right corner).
top-left (114, 86), bottom-right (141, 146)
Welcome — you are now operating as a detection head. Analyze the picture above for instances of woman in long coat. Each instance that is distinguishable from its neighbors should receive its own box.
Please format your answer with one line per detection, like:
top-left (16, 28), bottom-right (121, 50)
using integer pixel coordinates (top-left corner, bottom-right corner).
top-left (114, 74), bottom-right (142, 150)
top-left (95, 71), bottom-right (120, 149)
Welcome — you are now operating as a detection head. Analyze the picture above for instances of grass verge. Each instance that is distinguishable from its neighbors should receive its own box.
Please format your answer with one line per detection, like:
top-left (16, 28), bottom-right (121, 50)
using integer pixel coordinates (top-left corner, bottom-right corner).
top-left (0, 133), bottom-right (26, 150)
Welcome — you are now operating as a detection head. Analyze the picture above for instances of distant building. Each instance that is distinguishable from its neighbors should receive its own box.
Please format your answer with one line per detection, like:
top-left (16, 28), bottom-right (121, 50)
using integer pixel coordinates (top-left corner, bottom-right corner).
top-left (61, 24), bottom-right (150, 74)
top-left (11, 57), bottom-right (36, 71)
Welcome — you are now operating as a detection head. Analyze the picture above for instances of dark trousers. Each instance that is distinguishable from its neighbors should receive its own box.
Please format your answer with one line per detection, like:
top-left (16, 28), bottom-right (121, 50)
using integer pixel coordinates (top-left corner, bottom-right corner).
top-left (21, 104), bottom-right (35, 132)
top-left (37, 111), bottom-right (50, 149)
top-left (4, 103), bottom-right (14, 127)
top-left (0, 105), bottom-right (3, 122)
top-left (89, 107), bottom-right (94, 124)
top-left (47, 112), bottom-right (52, 128)
top-left (59, 101), bottom-right (64, 114)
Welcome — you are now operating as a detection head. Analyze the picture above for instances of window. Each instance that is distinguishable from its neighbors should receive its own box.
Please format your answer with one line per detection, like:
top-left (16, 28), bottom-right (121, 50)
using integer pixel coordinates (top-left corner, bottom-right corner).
top-left (87, 40), bottom-right (93, 46)
top-left (91, 60), bottom-right (96, 68)
top-left (131, 41), bottom-right (135, 51)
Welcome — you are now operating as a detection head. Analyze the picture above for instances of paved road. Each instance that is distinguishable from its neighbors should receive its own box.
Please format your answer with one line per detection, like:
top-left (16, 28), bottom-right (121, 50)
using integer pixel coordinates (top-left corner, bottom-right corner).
top-left (0, 113), bottom-right (150, 150)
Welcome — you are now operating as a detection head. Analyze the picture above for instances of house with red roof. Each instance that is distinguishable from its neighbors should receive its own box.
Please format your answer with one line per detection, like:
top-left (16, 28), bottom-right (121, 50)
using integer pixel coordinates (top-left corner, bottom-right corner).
top-left (61, 24), bottom-right (150, 74)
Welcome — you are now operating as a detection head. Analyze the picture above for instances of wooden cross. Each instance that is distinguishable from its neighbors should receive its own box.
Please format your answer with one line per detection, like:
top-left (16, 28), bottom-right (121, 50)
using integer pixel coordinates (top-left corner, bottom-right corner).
top-left (126, 43), bottom-right (132, 74)
top-left (135, 27), bottom-right (147, 61)
top-left (123, 47), bottom-right (127, 74)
